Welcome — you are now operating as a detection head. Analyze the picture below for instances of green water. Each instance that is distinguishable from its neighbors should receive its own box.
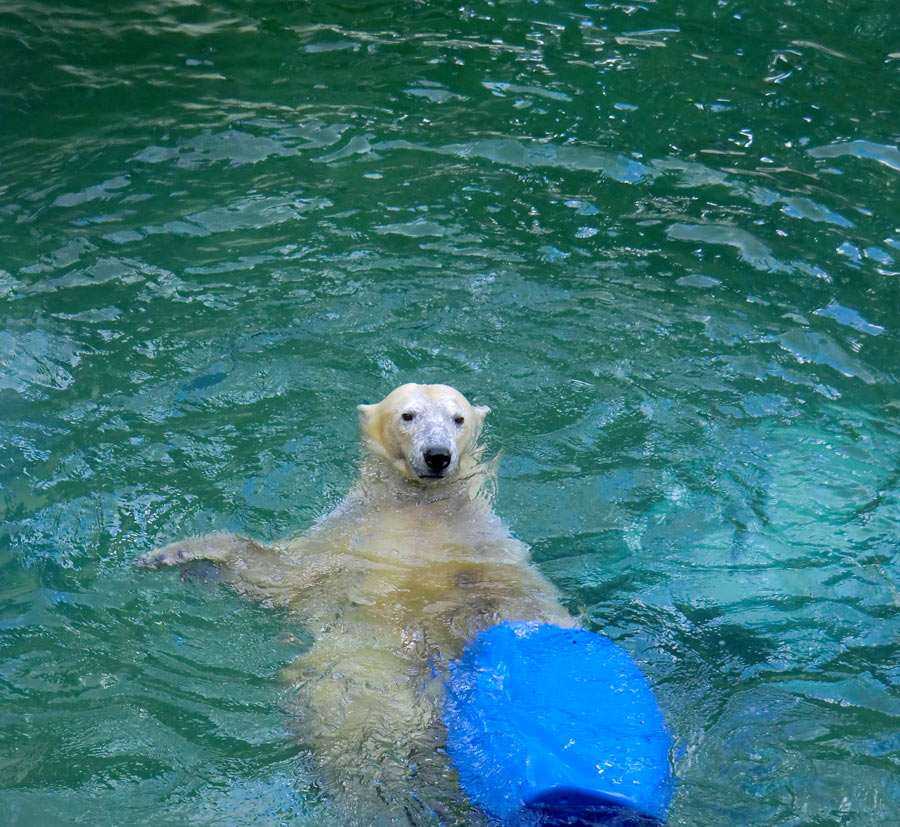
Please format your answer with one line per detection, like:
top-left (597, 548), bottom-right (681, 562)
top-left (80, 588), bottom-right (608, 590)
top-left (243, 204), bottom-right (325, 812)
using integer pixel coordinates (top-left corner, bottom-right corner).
top-left (2, 0), bottom-right (899, 824)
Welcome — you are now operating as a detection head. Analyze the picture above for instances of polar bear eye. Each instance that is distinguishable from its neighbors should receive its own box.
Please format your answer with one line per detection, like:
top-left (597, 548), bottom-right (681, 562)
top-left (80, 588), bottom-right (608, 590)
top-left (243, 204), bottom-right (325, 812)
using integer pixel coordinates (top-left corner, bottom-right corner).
top-left (401, 412), bottom-right (416, 422)
top-left (454, 415), bottom-right (465, 425)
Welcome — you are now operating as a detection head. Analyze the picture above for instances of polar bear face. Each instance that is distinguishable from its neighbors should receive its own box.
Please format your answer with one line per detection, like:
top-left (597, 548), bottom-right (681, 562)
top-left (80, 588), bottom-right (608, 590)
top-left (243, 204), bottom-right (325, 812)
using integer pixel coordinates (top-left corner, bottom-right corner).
top-left (357, 383), bottom-right (490, 483)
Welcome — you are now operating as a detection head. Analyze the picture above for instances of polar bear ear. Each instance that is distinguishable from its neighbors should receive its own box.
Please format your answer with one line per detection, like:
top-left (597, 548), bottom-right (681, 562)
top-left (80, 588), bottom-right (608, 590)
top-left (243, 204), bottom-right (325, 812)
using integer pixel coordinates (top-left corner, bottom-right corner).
top-left (357, 403), bottom-right (376, 433)
top-left (472, 404), bottom-right (490, 436)
top-left (358, 403), bottom-right (393, 461)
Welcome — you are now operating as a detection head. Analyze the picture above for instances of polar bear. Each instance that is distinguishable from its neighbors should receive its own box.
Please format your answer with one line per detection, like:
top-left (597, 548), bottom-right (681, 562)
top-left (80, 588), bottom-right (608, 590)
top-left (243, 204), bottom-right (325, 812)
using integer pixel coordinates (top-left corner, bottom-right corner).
top-left (137, 383), bottom-right (574, 825)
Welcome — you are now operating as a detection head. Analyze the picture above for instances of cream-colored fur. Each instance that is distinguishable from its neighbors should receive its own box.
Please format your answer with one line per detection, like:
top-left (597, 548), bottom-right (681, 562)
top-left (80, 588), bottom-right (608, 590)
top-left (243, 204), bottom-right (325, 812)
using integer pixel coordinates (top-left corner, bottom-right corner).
top-left (137, 383), bottom-right (574, 826)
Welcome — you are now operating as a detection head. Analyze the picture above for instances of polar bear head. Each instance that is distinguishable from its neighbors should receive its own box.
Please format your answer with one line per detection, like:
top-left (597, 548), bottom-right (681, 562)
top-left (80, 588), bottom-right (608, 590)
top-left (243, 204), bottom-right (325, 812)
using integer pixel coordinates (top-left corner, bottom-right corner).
top-left (357, 383), bottom-right (490, 483)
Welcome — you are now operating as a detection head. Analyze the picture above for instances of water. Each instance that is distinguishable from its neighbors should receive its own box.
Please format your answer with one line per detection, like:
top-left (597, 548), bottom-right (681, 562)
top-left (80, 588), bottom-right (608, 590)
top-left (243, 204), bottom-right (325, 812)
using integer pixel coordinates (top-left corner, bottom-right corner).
top-left (1, 0), bottom-right (898, 824)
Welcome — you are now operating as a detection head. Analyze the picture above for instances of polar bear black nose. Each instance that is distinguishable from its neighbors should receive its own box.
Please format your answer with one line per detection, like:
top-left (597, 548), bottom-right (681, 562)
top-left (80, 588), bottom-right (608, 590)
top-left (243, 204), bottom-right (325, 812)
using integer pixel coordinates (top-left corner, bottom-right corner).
top-left (424, 447), bottom-right (452, 472)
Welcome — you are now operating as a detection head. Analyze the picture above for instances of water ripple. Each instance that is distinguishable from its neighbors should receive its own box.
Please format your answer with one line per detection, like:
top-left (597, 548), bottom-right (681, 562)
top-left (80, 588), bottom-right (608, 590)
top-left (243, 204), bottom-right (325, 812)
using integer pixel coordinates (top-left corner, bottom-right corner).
top-left (2, 0), bottom-right (899, 825)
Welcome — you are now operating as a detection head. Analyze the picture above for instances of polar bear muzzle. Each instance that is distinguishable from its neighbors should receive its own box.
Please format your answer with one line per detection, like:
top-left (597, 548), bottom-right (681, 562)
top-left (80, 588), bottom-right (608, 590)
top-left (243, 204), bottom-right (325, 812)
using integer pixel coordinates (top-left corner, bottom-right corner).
top-left (423, 446), bottom-right (452, 475)
top-left (406, 413), bottom-right (459, 479)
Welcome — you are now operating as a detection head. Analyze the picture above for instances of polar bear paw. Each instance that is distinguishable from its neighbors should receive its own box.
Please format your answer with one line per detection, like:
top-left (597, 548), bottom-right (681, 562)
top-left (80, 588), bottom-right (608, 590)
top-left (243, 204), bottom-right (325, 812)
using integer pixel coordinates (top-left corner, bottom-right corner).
top-left (135, 544), bottom-right (192, 568)
top-left (135, 532), bottom-right (241, 569)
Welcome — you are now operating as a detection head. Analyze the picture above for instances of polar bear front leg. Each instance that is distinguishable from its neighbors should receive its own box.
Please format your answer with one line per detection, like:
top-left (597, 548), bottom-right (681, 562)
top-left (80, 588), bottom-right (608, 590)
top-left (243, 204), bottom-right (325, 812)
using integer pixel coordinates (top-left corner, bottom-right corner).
top-left (136, 532), bottom-right (313, 606)
top-left (135, 531), bottom-right (254, 569)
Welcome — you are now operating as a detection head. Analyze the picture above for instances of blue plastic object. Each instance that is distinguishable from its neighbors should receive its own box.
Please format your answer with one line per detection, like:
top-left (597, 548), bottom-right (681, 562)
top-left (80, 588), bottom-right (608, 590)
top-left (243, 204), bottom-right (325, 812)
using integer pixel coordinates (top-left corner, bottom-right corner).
top-left (443, 622), bottom-right (673, 826)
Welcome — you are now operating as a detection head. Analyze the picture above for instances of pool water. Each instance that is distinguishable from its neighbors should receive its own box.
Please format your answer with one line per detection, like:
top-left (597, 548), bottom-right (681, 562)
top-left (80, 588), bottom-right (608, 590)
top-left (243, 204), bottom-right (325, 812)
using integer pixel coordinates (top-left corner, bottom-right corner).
top-left (1, 1), bottom-right (898, 824)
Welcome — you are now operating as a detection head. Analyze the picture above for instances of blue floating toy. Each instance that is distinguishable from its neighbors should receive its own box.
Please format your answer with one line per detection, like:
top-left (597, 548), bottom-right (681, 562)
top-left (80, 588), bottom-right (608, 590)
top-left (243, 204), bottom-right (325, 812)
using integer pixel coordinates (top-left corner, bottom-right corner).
top-left (443, 622), bottom-right (673, 826)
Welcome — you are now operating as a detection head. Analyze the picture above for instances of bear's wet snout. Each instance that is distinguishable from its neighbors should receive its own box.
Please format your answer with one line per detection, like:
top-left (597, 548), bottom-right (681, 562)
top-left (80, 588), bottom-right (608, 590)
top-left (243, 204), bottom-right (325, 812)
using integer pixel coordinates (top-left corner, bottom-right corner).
top-left (424, 447), bottom-right (452, 473)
